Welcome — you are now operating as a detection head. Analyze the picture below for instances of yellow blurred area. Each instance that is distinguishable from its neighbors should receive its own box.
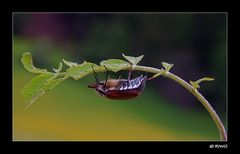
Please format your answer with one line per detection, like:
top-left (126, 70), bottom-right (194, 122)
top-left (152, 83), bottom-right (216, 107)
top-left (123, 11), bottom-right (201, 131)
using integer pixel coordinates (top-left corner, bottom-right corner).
top-left (13, 68), bottom-right (217, 141)
top-left (14, 108), bottom-right (207, 141)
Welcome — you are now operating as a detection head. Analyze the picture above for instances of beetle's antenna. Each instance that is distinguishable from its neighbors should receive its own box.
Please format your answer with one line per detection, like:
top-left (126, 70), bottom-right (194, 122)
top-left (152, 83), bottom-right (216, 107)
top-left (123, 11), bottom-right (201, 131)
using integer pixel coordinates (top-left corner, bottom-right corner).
top-left (130, 72), bottom-right (136, 79)
top-left (91, 65), bottom-right (101, 85)
top-left (103, 65), bottom-right (109, 89)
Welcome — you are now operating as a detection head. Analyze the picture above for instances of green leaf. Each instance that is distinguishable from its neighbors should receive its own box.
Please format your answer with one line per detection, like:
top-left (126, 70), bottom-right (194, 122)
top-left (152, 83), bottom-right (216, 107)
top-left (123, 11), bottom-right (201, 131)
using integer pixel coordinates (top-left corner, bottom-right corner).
top-left (25, 77), bottom-right (65, 109)
top-left (41, 77), bottom-right (65, 92)
top-left (53, 62), bottom-right (63, 73)
top-left (21, 52), bottom-right (49, 74)
top-left (62, 59), bottom-right (78, 67)
top-left (21, 73), bottom-right (53, 99)
top-left (67, 61), bottom-right (99, 80)
top-left (195, 77), bottom-right (215, 85)
top-left (122, 53), bottom-right (144, 65)
top-left (100, 59), bottom-right (129, 72)
top-left (162, 62), bottom-right (174, 72)
top-left (190, 77), bottom-right (214, 89)
top-left (22, 73), bottom-right (67, 109)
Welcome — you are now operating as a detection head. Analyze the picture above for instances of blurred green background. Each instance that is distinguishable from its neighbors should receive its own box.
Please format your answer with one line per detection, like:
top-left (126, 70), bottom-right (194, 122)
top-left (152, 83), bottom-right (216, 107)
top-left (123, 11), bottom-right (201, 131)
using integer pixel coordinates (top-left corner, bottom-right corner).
top-left (13, 13), bottom-right (227, 141)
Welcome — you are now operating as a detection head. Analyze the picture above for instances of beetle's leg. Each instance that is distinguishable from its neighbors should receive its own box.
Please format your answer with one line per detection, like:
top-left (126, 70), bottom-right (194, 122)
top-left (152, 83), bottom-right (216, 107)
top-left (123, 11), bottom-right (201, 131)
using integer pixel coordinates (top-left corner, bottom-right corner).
top-left (130, 72), bottom-right (136, 79)
top-left (103, 66), bottom-right (109, 89)
top-left (147, 73), bottom-right (154, 80)
top-left (143, 73), bottom-right (152, 80)
top-left (147, 77), bottom-right (153, 80)
top-left (92, 65), bottom-right (102, 85)
top-left (128, 64), bottom-right (133, 80)
top-left (117, 73), bottom-right (121, 79)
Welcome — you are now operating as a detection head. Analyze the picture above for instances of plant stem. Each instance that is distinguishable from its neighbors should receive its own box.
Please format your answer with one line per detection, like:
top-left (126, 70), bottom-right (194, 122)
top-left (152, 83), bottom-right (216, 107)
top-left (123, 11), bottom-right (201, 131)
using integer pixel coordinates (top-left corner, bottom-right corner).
top-left (71, 64), bottom-right (227, 140)
top-left (131, 65), bottom-right (227, 141)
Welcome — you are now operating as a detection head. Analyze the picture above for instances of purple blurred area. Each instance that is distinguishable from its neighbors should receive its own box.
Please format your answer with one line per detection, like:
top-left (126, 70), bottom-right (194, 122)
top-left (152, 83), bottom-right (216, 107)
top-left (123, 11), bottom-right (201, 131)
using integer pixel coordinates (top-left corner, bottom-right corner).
top-left (22, 14), bottom-right (69, 42)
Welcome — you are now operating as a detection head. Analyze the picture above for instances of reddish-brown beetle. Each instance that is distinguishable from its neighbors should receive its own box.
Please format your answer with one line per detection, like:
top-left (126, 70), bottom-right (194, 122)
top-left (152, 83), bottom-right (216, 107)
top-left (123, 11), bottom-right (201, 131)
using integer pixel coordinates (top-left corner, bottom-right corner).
top-left (88, 65), bottom-right (148, 99)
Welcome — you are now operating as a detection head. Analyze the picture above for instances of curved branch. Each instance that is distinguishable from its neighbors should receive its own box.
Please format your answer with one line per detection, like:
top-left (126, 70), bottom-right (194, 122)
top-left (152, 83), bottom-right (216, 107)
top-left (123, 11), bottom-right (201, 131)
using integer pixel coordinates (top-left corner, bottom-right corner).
top-left (163, 72), bottom-right (227, 141)
top-left (112, 65), bottom-right (227, 141)
top-left (21, 51), bottom-right (227, 141)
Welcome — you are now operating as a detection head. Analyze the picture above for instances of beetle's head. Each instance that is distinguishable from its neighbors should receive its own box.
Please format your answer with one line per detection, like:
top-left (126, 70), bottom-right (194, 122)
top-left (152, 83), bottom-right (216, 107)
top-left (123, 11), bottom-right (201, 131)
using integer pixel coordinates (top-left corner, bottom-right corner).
top-left (88, 83), bottom-right (99, 89)
top-left (88, 81), bottom-right (106, 88)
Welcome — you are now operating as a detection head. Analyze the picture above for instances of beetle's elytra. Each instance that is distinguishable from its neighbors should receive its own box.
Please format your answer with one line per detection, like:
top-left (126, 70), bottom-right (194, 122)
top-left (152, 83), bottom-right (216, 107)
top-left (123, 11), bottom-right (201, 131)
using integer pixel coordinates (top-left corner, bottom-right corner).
top-left (88, 65), bottom-right (148, 99)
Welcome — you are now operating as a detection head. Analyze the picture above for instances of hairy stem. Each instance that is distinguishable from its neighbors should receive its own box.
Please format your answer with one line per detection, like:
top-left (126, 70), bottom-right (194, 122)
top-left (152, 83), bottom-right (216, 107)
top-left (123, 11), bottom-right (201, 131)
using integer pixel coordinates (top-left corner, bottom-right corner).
top-left (125, 65), bottom-right (227, 141)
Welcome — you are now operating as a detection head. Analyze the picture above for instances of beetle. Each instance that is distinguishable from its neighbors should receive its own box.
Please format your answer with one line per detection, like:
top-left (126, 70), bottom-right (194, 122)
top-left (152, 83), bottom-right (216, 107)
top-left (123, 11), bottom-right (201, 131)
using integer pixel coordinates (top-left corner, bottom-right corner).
top-left (88, 65), bottom-right (148, 99)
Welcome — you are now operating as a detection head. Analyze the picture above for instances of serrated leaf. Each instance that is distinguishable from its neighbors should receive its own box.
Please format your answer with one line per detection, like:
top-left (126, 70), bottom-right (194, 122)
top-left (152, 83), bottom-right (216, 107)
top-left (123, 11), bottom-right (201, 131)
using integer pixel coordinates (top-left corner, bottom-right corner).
top-left (21, 52), bottom-right (49, 74)
top-left (53, 62), bottom-right (63, 73)
top-left (67, 61), bottom-right (99, 80)
top-left (100, 59), bottom-right (129, 72)
top-left (62, 59), bottom-right (78, 67)
top-left (22, 74), bottom-right (67, 109)
top-left (21, 73), bottom-right (54, 99)
top-left (41, 77), bottom-right (65, 92)
top-left (122, 54), bottom-right (144, 65)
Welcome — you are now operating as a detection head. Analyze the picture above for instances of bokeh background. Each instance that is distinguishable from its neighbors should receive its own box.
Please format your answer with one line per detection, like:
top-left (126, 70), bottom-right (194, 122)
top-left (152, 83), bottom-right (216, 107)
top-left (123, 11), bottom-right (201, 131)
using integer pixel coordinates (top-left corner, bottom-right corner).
top-left (13, 13), bottom-right (227, 141)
